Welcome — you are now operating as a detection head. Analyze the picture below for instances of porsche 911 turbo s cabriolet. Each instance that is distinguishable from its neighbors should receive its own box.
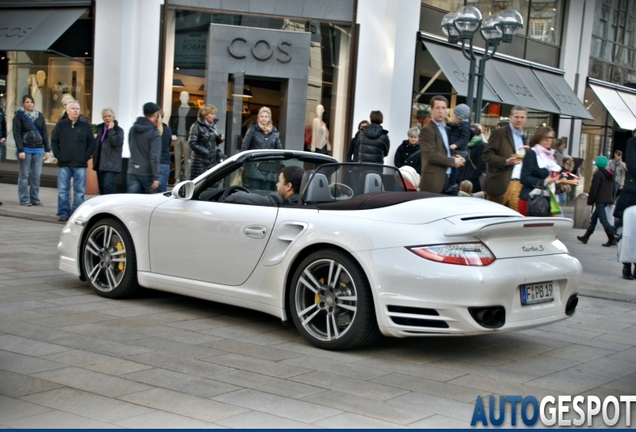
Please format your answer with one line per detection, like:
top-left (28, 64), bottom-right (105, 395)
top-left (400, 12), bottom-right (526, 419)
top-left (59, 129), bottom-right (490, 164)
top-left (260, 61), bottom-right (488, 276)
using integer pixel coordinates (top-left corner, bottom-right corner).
top-left (58, 150), bottom-right (581, 350)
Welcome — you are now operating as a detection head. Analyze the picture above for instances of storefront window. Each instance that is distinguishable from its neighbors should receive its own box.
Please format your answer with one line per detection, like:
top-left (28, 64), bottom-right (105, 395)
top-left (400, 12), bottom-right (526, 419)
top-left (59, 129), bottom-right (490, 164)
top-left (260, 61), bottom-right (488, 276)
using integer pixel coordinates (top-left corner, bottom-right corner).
top-left (4, 51), bottom-right (92, 162)
top-left (431, 1), bottom-right (563, 46)
top-left (165, 10), bottom-right (352, 158)
top-left (421, 0), bottom-right (464, 11)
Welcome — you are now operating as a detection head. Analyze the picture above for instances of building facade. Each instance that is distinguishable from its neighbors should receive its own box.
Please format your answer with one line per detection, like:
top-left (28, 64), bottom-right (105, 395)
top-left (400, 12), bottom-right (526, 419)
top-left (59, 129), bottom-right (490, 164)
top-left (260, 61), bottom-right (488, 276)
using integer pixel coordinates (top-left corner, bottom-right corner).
top-left (0, 0), bottom-right (612, 189)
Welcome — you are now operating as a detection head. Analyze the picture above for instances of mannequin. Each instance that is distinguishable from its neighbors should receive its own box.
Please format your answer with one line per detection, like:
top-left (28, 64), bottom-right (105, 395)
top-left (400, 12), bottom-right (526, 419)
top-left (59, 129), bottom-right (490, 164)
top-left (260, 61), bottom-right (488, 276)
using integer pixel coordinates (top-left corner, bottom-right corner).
top-left (310, 104), bottom-right (329, 153)
top-left (28, 74), bottom-right (43, 113)
top-left (35, 70), bottom-right (52, 118)
top-left (169, 90), bottom-right (197, 182)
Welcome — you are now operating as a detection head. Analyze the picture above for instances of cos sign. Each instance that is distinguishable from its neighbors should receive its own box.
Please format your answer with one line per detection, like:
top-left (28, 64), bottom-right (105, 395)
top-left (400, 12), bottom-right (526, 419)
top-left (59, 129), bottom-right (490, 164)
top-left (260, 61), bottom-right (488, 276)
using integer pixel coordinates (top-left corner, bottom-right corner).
top-left (228, 38), bottom-right (292, 63)
top-left (0, 27), bottom-right (32, 38)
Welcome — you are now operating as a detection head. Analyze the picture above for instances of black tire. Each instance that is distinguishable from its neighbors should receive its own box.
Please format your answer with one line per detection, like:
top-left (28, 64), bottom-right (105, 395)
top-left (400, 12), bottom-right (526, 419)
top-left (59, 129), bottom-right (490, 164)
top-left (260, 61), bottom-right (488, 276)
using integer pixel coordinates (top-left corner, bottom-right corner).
top-left (289, 249), bottom-right (380, 350)
top-left (81, 218), bottom-right (139, 298)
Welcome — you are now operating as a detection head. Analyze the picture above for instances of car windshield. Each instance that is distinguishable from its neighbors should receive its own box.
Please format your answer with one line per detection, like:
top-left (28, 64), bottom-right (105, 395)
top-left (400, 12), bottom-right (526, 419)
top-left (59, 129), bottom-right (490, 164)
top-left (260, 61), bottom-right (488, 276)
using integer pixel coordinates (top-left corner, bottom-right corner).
top-left (300, 163), bottom-right (408, 204)
top-left (194, 153), bottom-right (334, 201)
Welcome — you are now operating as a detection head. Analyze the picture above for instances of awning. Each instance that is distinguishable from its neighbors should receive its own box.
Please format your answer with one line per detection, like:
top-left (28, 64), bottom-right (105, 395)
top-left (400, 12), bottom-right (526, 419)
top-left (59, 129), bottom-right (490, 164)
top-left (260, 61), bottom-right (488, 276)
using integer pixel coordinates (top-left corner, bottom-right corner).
top-left (531, 70), bottom-right (594, 120)
top-left (424, 41), bottom-right (500, 103)
top-left (422, 40), bottom-right (592, 119)
top-left (485, 58), bottom-right (559, 113)
top-left (589, 84), bottom-right (636, 130)
top-left (0, 8), bottom-right (85, 51)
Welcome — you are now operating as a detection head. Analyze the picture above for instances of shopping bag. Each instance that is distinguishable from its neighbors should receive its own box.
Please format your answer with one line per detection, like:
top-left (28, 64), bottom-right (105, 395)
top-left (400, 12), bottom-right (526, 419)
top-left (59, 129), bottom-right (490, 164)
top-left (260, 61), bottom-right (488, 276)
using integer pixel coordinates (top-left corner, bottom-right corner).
top-left (548, 188), bottom-right (562, 215)
top-left (527, 187), bottom-right (551, 216)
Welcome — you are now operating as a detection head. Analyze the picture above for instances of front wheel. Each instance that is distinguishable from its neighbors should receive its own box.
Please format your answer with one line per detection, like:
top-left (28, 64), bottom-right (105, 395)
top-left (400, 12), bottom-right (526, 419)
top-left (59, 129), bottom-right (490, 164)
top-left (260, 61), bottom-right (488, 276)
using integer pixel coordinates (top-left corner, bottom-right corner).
top-left (289, 249), bottom-right (380, 350)
top-left (81, 218), bottom-right (139, 298)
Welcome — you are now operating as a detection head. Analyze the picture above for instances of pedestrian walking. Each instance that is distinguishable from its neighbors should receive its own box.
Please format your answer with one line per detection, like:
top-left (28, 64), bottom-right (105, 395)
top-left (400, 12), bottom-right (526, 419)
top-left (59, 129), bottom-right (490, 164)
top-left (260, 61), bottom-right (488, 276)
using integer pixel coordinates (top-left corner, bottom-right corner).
top-left (241, 106), bottom-right (282, 189)
top-left (0, 105), bottom-right (7, 205)
top-left (51, 100), bottom-right (95, 221)
top-left (608, 150), bottom-right (625, 201)
top-left (13, 95), bottom-right (51, 207)
top-left (577, 156), bottom-right (616, 246)
top-left (93, 108), bottom-right (124, 195)
top-left (613, 128), bottom-right (636, 242)
top-left (127, 102), bottom-right (162, 194)
top-left (618, 206), bottom-right (636, 280)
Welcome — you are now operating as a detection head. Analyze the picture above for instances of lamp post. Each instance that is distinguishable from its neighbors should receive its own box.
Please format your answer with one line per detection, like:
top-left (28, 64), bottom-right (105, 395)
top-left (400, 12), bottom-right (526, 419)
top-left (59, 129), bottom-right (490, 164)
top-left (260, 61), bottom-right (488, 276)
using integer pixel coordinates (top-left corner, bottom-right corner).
top-left (441, 7), bottom-right (523, 123)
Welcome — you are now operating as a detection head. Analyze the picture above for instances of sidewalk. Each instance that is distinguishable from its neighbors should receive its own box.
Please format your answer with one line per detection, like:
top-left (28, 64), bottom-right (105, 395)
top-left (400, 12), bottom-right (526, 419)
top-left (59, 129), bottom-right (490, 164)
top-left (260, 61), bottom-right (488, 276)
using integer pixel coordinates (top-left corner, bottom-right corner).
top-left (0, 183), bottom-right (632, 303)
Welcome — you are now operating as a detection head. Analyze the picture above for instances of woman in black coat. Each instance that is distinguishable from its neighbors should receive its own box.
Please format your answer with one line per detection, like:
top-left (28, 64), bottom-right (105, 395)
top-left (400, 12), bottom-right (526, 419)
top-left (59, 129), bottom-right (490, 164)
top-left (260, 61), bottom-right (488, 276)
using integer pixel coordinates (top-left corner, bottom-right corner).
top-left (188, 104), bottom-right (225, 180)
top-left (241, 106), bottom-right (282, 189)
top-left (93, 108), bottom-right (124, 195)
top-left (518, 127), bottom-right (560, 216)
top-left (346, 120), bottom-right (368, 162)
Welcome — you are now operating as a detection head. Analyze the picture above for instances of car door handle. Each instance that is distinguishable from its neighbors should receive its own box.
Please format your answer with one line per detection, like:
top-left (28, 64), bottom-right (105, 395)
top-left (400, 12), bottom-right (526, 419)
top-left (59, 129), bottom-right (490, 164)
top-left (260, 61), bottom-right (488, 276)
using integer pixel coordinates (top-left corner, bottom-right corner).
top-left (243, 225), bottom-right (267, 239)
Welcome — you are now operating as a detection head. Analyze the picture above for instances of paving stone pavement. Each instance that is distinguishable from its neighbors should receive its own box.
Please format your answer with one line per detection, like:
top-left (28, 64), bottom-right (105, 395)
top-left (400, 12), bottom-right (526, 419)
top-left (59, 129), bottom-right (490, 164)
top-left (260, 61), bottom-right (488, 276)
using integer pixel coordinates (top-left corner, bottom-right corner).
top-left (0, 184), bottom-right (635, 428)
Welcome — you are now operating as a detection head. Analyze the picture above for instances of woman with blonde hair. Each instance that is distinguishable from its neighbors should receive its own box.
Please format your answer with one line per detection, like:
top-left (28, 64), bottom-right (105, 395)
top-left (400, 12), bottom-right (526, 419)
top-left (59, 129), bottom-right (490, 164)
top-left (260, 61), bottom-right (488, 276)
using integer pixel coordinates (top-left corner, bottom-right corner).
top-left (188, 104), bottom-right (225, 180)
top-left (93, 108), bottom-right (124, 194)
top-left (241, 106), bottom-right (282, 189)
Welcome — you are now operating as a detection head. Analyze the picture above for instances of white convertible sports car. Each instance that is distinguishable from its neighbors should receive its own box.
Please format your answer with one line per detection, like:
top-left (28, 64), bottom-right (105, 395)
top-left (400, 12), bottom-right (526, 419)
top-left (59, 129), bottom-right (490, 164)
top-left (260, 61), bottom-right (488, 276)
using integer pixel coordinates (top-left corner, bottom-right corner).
top-left (59, 150), bottom-right (582, 350)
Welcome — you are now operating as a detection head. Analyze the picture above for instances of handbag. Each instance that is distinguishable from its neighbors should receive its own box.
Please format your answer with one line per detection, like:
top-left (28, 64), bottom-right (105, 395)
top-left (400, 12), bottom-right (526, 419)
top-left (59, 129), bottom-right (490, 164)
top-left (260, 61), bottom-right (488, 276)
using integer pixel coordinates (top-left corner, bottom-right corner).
top-left (527, 186), bottom-right (551, 216)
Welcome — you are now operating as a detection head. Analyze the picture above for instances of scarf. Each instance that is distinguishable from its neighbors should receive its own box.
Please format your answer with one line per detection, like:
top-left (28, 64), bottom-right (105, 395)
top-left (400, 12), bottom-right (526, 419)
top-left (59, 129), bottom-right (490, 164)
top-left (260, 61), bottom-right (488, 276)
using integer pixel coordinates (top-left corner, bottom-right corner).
top-left (533, 144), bottom-right (561, 193)
top-left (257, 121), bottom-right (272, 134)
top-left (18, 107), bottom-right (39, 121)
top-left (467, 135), bottom-right (483, 148)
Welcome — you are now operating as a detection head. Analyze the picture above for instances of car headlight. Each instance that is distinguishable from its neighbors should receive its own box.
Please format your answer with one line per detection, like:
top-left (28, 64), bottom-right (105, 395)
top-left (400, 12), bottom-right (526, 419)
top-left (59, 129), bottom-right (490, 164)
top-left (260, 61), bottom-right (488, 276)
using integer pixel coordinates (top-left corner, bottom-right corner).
top-left (407, 242), bottom-right (495, 266)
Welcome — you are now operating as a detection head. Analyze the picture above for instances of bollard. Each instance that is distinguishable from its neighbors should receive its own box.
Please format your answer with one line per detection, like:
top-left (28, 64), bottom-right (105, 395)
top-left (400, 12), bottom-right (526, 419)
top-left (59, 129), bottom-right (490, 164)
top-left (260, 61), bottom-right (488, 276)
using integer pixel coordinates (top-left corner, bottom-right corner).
top-left (573, 193), bottom-right (590, 229)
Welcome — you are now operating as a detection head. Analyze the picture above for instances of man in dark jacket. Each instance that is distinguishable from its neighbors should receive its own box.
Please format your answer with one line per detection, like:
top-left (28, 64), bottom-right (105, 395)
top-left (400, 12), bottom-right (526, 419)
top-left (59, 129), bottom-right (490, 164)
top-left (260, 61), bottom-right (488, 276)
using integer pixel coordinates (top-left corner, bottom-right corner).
top-left (0, 107), bottom-right (5, 205)
top-left (357, 110), bottom-right (389, 163)
top-left (127, 102), bottom-right (162, 193)
top-left (51, 101), bottom-right (96, 222)
top-left (224, 165), bottom-right (303, 206)
top-left (577, 156), bottom-right (616, 246)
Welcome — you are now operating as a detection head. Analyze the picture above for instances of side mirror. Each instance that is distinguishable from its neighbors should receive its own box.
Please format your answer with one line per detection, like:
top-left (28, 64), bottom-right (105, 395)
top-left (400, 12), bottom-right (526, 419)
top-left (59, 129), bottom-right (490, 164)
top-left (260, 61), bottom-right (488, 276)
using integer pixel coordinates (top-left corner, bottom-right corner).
top-left (171, 180), bottom-right (194, 200)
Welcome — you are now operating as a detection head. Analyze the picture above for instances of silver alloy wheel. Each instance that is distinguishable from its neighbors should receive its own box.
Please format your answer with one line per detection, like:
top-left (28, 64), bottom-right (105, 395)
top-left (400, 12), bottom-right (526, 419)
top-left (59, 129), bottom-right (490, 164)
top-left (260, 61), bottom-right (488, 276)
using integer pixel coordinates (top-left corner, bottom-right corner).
top-left (294, 258), bottom-right (358, 341)
top-left (83, 224), bottom-right (127, 292)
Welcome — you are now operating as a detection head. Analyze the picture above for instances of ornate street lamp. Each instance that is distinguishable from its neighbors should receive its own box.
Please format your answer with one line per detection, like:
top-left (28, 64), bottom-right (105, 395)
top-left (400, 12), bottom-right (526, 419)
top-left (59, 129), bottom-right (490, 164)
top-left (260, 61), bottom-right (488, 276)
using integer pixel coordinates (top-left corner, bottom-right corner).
top-left (440, 7), bottom-right (523, 122)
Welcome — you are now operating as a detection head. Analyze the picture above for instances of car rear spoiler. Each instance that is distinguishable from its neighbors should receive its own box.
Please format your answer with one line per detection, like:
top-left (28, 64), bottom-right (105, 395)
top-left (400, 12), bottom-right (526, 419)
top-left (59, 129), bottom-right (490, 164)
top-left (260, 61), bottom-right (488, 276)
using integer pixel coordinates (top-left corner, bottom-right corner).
top-left (443, 216), bottom-right (573, 238)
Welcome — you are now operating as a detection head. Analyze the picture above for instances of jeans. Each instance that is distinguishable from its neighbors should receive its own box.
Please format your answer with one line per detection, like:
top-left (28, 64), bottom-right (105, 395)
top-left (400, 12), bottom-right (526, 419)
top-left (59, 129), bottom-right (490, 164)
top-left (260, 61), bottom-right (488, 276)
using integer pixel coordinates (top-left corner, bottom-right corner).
top-left (57, 166), bottom-right (86, 218)
top-left (97, 170), bottom-right (118, 195)
top-left (18, 152), bottom-right (44, 204)
top-left (158, 164), bottom-right (170, 192)
top-left (127, 174), bottom-right (155, 194)
top-left (589, 202), bottom-right (614, 232)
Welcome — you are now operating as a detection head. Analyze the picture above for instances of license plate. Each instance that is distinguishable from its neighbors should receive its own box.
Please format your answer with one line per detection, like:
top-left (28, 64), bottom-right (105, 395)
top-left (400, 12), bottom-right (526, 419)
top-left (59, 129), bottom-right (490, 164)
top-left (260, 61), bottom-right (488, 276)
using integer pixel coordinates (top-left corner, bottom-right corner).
top-left (521, 281), bottom-right (556, 305)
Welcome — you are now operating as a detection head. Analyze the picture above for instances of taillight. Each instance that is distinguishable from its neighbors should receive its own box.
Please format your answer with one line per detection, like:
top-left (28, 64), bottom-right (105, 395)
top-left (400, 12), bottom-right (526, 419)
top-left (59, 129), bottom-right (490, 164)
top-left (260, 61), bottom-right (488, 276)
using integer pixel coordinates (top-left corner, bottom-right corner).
top-left (407, 242), bottom-right (495, 266)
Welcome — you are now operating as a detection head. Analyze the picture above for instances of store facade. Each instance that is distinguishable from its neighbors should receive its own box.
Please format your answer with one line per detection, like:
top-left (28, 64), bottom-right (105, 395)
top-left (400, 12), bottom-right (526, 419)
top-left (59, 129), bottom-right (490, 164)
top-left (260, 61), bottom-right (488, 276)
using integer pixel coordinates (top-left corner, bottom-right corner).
top-left (0, 0), bottom-right (93, 185)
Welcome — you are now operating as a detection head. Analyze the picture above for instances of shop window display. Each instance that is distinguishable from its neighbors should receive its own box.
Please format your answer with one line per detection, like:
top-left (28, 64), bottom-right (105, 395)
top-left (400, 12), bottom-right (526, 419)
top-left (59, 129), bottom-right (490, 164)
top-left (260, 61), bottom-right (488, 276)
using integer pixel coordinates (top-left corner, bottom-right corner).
top-left (3, 51), bottom-right (92, 162)
top-left (166, 10), bottom-right (352, 158)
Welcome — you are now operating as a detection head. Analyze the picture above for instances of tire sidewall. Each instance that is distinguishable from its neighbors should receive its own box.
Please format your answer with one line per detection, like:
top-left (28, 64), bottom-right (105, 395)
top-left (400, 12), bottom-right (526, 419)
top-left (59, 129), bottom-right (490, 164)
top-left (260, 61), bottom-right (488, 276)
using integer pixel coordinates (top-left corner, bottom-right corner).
top-left (289, 249), bottom-right (375, 350)
top-left (81, 218), bottom-right (138, 298)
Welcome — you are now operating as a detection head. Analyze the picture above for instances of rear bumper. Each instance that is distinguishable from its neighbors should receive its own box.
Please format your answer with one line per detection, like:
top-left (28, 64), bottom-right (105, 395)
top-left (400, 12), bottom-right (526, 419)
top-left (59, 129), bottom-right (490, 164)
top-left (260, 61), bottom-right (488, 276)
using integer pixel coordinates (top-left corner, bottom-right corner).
top-left (356, 248), bottom-right (581, 337)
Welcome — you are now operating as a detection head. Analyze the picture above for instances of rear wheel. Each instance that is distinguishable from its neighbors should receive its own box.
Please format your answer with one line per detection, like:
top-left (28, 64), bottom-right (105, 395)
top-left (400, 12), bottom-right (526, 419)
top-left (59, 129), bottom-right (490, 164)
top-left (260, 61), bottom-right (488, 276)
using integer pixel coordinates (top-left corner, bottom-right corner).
top-left (289, 249), bottom-right (380, 350)
top-left (81, 219), bottom-right (139, 298)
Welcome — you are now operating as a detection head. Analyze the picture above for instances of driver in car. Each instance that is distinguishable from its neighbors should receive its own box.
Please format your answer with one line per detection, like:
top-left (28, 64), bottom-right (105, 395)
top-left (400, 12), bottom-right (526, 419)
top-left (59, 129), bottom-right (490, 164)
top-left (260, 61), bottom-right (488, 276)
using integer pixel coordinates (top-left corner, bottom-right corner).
top-left (224, 165), bottom-right (304, 206)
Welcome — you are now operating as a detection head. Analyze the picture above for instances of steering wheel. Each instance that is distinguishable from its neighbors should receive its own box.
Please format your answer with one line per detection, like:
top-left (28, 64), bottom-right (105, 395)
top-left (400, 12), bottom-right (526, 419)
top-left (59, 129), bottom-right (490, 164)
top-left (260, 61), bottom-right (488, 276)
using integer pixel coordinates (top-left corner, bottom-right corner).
top-left (221, 185), bottom-right (250, 201)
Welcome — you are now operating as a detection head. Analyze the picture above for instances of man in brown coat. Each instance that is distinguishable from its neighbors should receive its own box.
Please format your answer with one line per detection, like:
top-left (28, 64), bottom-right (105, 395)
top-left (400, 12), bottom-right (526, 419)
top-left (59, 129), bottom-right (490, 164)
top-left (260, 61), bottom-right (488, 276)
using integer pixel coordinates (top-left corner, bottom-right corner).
top-left (482, 105), bottom-right (528, 211)
top-left (419, 95), bottom-right (464, 194)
